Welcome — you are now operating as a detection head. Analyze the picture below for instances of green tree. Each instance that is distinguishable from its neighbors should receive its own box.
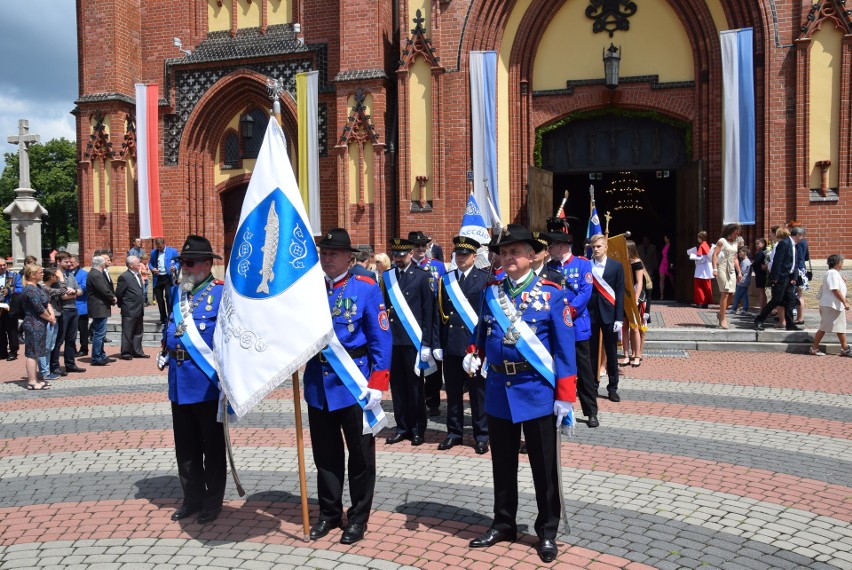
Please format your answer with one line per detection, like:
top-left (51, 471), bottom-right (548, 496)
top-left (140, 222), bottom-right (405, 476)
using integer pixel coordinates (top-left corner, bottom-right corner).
top-left (0, 138), bottom-right (78, 256)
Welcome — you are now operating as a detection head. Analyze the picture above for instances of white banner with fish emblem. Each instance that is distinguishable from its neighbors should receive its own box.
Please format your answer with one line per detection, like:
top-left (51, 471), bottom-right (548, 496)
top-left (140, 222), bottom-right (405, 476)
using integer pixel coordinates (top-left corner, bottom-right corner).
top-left (214, 119), bottom-right (333, 419)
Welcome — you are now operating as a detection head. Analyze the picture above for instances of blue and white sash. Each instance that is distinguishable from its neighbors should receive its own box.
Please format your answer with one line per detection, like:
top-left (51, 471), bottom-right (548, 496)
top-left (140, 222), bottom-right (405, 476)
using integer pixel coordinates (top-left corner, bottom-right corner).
top-left (321, 334), bottom-right (388, 435)
top-left (384, 269), bottom-right (437, 375)
top-left (442, 272), bottom-right (478, 333)
top-left (484, 285), bottom-right (555, 387)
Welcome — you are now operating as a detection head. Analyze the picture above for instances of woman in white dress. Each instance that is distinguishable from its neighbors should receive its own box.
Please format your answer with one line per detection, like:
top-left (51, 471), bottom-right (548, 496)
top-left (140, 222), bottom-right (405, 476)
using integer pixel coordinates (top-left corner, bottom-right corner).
top-left (808, 254), bottom-right (850, 356)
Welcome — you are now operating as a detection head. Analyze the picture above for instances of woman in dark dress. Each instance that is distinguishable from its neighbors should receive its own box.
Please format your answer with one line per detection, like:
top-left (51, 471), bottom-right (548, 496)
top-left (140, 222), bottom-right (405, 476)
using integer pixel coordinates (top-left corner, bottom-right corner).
top-left (21, 264), bottom-right (56, 390)
top-left (752, 238), bottom-right (768, 312)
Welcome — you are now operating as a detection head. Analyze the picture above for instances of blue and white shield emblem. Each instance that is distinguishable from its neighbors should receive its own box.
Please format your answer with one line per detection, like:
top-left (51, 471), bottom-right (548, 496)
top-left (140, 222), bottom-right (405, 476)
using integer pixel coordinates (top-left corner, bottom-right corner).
top-left (229, 187), bottom-right (317, 298)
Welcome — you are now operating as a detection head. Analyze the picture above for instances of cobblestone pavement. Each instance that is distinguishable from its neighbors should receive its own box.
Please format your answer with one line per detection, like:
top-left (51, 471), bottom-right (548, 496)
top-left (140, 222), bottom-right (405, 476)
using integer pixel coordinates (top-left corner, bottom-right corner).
top-left (0, 346), bottom-right (850, 569)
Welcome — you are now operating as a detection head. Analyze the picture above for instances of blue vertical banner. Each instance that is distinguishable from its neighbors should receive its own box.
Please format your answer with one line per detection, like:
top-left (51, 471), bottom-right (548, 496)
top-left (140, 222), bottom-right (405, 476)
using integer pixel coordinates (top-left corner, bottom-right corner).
top-left (470, 51), bottom-right (500, 227)
top-left (721, 28), bottom-right (756, 225)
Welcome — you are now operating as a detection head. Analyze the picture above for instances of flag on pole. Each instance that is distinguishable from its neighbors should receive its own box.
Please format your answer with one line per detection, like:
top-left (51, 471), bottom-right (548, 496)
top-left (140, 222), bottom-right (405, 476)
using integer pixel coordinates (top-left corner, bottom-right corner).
top-left (470, 51), bottom-right (500, 227)
top-left (720, 28), bottom-right (756, 225)
top-left (134, 83), bottom-right (163, 238)
top-left (213, 119), bottom-right (333, 419)
top-left (459, 193), bottom-right (491, 246)
top-left (586, 201), bottom-right (602, 257)
top-left (296, 71), bottom-right (321, 235)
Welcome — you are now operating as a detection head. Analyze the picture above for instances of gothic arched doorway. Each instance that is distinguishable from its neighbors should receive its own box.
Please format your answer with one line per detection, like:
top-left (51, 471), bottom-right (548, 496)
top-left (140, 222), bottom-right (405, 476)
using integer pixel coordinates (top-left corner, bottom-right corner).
top-left (221, 182), bottom-right (248, 263)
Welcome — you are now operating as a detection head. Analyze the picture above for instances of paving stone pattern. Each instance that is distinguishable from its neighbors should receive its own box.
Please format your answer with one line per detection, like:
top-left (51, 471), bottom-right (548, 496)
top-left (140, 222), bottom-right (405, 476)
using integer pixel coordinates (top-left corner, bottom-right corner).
top-left (0, 346), bottom-right (850, 569)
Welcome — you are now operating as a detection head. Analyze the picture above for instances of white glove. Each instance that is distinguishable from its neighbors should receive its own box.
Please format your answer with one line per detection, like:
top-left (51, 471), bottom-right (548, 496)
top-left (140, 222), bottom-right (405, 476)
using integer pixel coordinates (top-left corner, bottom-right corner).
top-left (432, 348), bottom-right (444, 361)
top-left (360, 388), bottom-right (383, 411)
top-left (553, 400), bottom-right (572, 427)
top-left (420, 347), bottom-right (432, 362)
top-left (643, 312), bottom-right (651, 324)
top-left (157, 352), bottom-right (168, 370)
top-left (613, 321), bottom-right (623, 333)
top-left (462, 353), bottom-right (482, 375)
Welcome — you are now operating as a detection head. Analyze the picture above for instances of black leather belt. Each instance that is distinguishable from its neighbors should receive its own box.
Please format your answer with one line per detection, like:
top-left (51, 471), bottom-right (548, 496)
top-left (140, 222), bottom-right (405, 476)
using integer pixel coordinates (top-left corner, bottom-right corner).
top-left (318, 344), bottom-right (369, 363)
top-left (168, 349), bottom-right (190, 361)
top-left (489, 360), bottom-right (534, 375)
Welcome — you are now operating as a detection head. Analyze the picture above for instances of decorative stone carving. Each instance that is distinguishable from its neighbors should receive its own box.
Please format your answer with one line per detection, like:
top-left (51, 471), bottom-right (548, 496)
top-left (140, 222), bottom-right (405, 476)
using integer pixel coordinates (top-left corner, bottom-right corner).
top-left (585, 0), bottom-right (638, 38)
top-left (84, 112), bottom-right (115, 161)
top-left (399, 9), bottom-right (443, 70)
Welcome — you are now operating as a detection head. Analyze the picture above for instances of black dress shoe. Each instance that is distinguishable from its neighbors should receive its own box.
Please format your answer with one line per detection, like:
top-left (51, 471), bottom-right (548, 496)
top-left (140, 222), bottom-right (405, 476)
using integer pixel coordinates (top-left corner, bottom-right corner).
top-left (537, 538), bottom-right (558, 563)
top-left (437, 437), bottom-right (457, 450)
top-left (309, 519), bottom-right (341, 540)
top-left (386, 432), bottom-right (409, 445)
top-left (120, 354), bottom-right (133, 360)
top-left (76, 350), bottom-right (88, 357)
top-left (170, 505), bottom-right (201, 521)
top-left (608, 391), bottom-right (621, 403)
top-left (65, 366), bottom-right (86, 373)
top-left (786, 325), bottom-right (802, 331)
top-left (134, 354), bottom-right (151, 359)
top-left (428, 407), bottom-right (440, 417)
top-left (196, 507), bottom-right (221, 524)
top-left (474, 441), bottom-right (489, 455)
top-left (52, 369), bottom-right (68, 377)
top-left (411, 435), bottom-right (424, 446)
top-left (754, 320), bottom-right (765, 331)
top-left (340, 522), bottom-right (366, 544)
top-left (469, 528), bottom-right (516, 548)
top-left (587, 415), bottom-right (600, 428)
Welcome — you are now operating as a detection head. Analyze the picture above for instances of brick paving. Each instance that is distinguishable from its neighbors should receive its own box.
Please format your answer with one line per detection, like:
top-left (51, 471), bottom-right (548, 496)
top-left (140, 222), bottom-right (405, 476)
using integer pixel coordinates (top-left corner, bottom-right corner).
top-left (0, 330), bottom-right (850, 568)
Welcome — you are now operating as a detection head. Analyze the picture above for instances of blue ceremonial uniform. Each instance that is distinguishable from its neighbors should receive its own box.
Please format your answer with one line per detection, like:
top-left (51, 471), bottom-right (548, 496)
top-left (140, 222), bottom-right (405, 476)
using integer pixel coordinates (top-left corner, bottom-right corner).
top-left (417, 257), bottom-right (446, 293)
top-left (477, 277), bottom-right (577, 422)
top-left (164, 279), bottom-right (223, 404)
top-left (304, 272), bottom-right (392, 410)
top-left (473, 274), bottom-right (577, 542)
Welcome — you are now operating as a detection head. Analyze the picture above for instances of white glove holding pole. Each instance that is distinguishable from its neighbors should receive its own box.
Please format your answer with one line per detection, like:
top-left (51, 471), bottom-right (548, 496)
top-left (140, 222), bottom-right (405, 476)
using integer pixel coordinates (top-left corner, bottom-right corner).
top-left (432, 348), bottom-right (444, 361)
top-left (157, 352), bottom-right (168, 370)
top-left (462, 353), bottom-right (481, 375)
top-left (553, 400), bottom-right (572, 428)
top-left (613, 321), bottom-right (623, 333)
top-left (420, 347), bottom-right (432, 362)
top-left (360, 388), bottom-right (383, 411)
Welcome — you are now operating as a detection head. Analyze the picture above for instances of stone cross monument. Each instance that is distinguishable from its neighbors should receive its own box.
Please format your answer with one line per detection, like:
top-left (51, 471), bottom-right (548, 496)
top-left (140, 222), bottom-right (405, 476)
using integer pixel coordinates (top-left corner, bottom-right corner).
top-left (4, 119), bottom-right (48, 267)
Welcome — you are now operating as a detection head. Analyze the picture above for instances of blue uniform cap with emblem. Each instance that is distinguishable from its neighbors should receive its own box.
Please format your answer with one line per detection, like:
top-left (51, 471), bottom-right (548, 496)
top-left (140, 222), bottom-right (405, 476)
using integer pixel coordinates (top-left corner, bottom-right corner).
top-left (177, 235), bottom-right (223, 260)
top-left (488, 224), bottom-right (545, 254)
top-left (452, 235), bottom-right (480, 254)
top-left (317, 227), bottom-right (360, 252)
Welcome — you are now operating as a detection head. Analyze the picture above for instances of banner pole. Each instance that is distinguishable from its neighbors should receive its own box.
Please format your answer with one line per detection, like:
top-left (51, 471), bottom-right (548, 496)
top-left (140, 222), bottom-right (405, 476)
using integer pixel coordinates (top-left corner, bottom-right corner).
top-left (291, 371), bottom-right (311, 541)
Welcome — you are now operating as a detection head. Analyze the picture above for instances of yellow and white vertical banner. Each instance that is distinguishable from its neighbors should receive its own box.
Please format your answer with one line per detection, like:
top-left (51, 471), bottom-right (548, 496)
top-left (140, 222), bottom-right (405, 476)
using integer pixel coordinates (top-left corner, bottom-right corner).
top-left (296, 71), bottom-right (321, 235)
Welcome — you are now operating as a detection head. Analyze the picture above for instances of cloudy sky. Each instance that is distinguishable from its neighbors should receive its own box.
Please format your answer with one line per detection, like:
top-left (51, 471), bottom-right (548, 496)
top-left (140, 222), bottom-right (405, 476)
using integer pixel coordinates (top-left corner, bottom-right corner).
top-left (1, 1), bottom-right (77, 170)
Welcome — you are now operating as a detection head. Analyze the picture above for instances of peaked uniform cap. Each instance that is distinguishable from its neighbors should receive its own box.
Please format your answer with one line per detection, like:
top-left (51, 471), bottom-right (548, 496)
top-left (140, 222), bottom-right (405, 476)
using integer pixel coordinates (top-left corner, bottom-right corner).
top-left (452, 235), bottom-right (481, 254)
top-left (389, 237), bottom-right (415, 252)
top-left (178, 235), bottom-right (223, 260)
top-left (317, 228), bottom-right (359, 252)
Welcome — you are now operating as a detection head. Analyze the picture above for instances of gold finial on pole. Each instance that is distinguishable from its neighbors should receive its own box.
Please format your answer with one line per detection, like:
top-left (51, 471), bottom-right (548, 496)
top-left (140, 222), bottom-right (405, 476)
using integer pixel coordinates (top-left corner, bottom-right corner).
top-left (604, 211), bottom-right (612, 236)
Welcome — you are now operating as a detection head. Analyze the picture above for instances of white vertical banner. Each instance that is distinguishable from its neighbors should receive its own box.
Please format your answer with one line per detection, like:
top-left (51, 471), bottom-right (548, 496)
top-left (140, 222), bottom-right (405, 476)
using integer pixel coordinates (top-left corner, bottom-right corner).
top-left (469, 51), bottom-right (500, 228)
top-left (134, 83), bottom-right (163, 238)
top-left (297, 70), bottom-right (321, 235)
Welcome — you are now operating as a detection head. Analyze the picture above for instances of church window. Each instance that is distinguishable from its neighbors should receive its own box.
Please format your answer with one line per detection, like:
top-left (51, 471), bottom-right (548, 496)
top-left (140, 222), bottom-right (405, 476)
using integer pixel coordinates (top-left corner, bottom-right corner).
top-left (222, 131), bottom-right (240, 169)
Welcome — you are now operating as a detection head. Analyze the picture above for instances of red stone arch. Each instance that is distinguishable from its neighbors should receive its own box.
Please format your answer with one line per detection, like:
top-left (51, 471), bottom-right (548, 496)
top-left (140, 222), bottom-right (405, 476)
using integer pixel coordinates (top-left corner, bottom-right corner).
top-left (178, 68), bottom-right (298, 261)
top-left (458, 0), bottom-right (769, 231)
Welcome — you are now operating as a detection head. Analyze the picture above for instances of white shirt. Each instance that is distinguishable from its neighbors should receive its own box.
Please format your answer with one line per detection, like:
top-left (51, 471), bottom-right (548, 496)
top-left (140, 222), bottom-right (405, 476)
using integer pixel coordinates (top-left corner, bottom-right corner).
top-left (819, 269), bottom-right (847, 311)
top-left (592, 256), bottom-right (607, 280)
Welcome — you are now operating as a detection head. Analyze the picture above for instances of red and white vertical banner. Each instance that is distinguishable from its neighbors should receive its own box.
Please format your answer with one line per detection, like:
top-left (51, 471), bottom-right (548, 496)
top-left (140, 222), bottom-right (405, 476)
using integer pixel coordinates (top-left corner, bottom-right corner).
top-left (135, 83), bottom-right (164, 238)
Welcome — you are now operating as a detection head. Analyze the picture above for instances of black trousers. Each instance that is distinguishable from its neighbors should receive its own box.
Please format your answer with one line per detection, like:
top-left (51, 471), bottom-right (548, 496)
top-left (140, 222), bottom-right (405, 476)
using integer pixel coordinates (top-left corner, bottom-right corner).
top-left (574, 339), bottom-right (598, 417)
top-left (0, 310), bottom-right (19, 358)
top-left (308, 403), bottom-right (376, 524)
top-left (590, 320), bottom-right (619, 393)
top-left (154, 278), bottom-right (171, 323)
top-left (425, 360), bottom-right (443, 410)
top-left (389, 345), bottom-right (427, 438)
top-left (120, 315), bottom-right (144, 356)
top-left (755, 280), bottom-right (798, 325)
top-left (488, 413), bottom-right (560, 539)
top-left (444, 355), bottom-right (488, 441)
top-left (171, 400), bottom-right (226, 510)
top-left (77, 315), bottom-right (89, 352)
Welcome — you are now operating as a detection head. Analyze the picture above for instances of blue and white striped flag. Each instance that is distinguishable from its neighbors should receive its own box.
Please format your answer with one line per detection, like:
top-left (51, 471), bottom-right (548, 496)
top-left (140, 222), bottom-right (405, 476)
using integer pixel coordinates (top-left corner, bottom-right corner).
top-left (459, 193), bottom-right (491, 246)
top-left (214, 119), bottom-right (333, 419)
top-left (721, 28), bottom-right (756, 225)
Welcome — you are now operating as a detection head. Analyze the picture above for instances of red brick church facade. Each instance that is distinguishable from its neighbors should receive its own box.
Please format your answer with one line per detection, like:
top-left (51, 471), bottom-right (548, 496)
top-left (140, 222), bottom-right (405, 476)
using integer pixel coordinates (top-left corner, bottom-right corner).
top-left (75, 0), bottom-right (851, 271)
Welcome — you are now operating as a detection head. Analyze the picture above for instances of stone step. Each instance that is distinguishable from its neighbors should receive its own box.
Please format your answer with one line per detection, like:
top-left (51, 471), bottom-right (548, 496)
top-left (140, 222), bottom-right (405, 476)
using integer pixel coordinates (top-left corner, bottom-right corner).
top-left (644, 340), bottom-right (841, 354)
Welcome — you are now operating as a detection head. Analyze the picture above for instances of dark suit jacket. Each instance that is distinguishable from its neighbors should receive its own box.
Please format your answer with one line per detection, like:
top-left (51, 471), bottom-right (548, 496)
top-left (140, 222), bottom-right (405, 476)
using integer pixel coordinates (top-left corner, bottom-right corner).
top-left (87, 268), bottom-right (116, 319)
top-left (115, 270), bottom-right (145, 317)
top-left (438, 267), bottom-right (489, 356)
top-left (383, 264), bottom-right (435, 348)
top-left (588, 257), bottom-right (625, 325)
top-left (769, 238), bottom-right (796, 284)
